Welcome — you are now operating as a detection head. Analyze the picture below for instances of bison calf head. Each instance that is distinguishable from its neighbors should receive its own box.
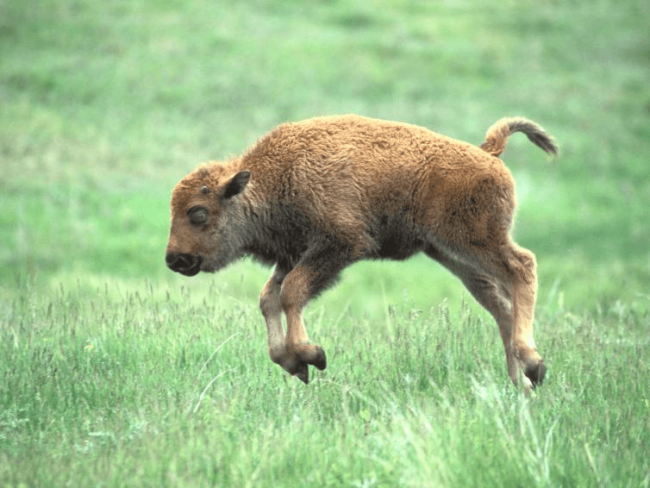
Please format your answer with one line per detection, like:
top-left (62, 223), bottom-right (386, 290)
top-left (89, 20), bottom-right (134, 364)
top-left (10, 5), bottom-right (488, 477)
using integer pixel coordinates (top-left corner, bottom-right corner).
top-left (166, 164), bottom-right (251, 276)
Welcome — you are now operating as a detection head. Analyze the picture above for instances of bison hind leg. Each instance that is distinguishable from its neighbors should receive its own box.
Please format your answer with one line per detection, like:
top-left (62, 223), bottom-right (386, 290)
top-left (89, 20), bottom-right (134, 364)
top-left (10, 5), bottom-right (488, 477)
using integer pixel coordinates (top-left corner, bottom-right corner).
top-left (425, 242), bottom-right (545, 393)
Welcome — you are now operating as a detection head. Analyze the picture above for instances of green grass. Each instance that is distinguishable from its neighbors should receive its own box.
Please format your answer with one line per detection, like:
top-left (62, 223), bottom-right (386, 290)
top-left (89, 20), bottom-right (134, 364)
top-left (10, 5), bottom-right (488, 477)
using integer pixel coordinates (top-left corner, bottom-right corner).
top-left (1, 0), bottom-right (649, 486)
top-left (2, 279), bottom-right (649, 486)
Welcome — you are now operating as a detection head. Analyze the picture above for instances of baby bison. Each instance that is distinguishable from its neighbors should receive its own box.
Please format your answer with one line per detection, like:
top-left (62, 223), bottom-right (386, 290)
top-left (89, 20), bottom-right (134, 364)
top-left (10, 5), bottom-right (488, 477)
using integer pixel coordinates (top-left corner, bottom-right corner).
top-left (166, 115), bottom-right (557, 392)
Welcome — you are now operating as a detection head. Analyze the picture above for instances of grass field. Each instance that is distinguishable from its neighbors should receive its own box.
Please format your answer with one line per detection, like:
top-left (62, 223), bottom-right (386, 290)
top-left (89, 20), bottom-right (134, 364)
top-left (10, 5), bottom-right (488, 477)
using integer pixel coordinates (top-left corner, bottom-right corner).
top-left (1, 0), bottom-right (649, 486)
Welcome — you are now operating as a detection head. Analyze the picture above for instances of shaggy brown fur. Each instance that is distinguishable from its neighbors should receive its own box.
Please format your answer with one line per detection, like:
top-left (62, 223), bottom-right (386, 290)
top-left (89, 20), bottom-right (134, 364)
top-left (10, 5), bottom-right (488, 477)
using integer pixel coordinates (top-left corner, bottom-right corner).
top-left (166, 115), bottom-right (557, 392)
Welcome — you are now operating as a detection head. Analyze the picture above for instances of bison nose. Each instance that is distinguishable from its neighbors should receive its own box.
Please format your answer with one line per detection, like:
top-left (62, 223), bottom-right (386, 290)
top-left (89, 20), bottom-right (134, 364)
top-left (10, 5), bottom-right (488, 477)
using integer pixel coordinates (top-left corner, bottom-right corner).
top-left (166, 252), bottom-right (203, 277)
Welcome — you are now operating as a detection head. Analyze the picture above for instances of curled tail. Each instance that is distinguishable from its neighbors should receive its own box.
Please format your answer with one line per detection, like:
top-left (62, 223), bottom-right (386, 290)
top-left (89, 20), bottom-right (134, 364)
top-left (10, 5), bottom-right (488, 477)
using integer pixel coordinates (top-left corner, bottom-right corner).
top-left (480, 117), bottom-right (557, 157)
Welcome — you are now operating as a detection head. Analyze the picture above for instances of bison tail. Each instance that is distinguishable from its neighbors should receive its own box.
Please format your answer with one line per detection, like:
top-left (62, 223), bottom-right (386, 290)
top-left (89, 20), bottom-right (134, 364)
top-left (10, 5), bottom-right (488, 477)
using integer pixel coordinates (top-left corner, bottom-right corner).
top-left (479, 117), bottom-right (557, 158)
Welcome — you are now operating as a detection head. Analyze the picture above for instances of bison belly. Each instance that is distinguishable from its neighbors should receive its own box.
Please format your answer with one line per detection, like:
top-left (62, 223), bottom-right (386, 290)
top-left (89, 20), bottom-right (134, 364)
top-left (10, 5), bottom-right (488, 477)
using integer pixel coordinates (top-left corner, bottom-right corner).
top-left (366, 213), bottom-right (424, 260)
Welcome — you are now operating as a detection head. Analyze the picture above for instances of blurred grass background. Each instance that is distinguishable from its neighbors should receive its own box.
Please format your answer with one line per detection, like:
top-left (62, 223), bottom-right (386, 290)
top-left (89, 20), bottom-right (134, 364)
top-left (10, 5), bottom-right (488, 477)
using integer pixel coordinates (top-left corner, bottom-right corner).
top-left (1, 0), bottom-right (649, 317)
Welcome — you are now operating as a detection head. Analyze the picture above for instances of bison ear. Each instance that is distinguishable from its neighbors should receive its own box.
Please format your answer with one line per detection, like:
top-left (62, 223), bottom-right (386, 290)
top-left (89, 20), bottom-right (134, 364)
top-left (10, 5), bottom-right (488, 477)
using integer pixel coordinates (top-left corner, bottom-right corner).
top-left (223, 170), bottom-right (250, 199)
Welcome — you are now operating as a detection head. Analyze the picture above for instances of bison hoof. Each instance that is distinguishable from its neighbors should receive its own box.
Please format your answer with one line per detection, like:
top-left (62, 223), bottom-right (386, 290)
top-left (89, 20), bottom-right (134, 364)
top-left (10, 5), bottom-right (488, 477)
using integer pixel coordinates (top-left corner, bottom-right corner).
top-left (282, 357), bottom-right (312, 384)
top-left (298, 344), bottom-right (327, 371)
top-left (293, 362), bottom-right (310, 384)
top-left (277, 344), bottom-right (327, 384)
top-left (524, 359), bottom-right (546, 388)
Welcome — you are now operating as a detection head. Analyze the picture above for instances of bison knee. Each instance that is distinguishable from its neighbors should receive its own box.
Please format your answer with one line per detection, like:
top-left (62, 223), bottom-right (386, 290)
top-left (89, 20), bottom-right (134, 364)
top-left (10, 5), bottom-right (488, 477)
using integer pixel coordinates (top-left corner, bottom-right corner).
top-left (259, 293), bottom-right (281, 318)
top-left (509, 247), bottom-right (537, 285)
top-left (279, 282), bottom-right (309, 313)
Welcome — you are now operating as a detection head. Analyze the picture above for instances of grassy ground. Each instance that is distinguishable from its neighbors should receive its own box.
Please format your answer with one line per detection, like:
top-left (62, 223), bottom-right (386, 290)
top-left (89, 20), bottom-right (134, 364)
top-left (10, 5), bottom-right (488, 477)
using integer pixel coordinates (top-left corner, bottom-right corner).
top-left (1, 0), bottom-right (649, 486)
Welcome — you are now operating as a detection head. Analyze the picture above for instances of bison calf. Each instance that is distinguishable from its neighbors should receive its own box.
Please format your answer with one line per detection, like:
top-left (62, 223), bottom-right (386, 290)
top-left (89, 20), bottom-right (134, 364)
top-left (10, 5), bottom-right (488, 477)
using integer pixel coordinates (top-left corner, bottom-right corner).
top-left (166, 115), bottom-right (556, 392)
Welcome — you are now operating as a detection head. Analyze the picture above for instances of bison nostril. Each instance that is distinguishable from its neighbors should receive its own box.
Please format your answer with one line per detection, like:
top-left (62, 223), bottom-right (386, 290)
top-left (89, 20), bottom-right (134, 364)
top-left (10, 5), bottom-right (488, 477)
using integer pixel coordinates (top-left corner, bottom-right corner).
top-left (166, 253), bottom-right (188, 269)
top-left (166, 253), bottom-right (202, 276)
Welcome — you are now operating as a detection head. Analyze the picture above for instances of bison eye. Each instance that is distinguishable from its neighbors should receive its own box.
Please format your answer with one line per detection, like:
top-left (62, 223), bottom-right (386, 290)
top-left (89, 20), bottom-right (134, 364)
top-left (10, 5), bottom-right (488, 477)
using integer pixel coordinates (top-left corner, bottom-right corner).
top-left (188, 206), bottom-right (208, 226)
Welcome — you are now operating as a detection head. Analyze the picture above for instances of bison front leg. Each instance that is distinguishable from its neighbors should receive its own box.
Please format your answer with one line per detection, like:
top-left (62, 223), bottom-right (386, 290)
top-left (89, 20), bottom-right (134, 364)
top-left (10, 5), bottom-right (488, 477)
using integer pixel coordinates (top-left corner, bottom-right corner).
top-left (259, 261), bottom-right (328, 383)
top-left (259, 261), bottom-right (291, 371)
top-left (276, 264), bottom-right (328, 383)
top-left (275, 251), bottom-right (347, 384)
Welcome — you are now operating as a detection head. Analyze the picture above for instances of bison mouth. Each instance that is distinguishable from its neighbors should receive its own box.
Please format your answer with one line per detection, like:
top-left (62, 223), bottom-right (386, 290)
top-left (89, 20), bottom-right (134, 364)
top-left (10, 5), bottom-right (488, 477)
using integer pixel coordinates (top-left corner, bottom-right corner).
top-left (166, 253), bottom-right (203, 277)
